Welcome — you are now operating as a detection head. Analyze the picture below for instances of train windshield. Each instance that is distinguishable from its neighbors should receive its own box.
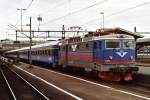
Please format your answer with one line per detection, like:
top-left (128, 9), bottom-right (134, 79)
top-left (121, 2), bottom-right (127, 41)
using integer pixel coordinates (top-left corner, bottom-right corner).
top-left (123, 40), bottom-right (135, 49)
top-left (106, 40), bottom-right (120, 49)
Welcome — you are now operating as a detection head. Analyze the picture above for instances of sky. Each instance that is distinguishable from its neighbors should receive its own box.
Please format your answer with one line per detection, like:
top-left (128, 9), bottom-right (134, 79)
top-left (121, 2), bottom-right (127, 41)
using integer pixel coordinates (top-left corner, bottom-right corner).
top-left (0, 0), bottom-right (150, 40)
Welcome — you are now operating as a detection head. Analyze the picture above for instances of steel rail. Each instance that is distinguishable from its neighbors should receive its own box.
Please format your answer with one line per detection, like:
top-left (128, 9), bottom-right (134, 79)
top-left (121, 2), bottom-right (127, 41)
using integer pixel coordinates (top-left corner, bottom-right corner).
top-left (0, 68), bottom-right (17, 100)
top-left (7, 67), bottom-right (50, 100)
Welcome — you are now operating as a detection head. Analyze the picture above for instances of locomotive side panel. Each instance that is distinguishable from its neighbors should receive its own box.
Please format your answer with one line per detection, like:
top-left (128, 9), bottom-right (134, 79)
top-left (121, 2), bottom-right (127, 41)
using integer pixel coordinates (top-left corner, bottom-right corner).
top-left (59, 41), bottom-right (94, 68)
top-left (67, 42), bottom-right (93, 68)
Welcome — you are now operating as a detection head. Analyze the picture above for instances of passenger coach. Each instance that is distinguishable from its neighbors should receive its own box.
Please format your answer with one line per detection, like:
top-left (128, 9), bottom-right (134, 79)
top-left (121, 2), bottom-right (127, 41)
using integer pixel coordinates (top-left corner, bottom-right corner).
top-left (5, 41), bottom-right (59, 67)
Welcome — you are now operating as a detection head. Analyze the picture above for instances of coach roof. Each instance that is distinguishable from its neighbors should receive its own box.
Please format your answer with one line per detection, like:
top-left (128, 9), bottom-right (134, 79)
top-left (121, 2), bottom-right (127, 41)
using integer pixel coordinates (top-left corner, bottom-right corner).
top-left (6, 41), bottom-right (59, 53)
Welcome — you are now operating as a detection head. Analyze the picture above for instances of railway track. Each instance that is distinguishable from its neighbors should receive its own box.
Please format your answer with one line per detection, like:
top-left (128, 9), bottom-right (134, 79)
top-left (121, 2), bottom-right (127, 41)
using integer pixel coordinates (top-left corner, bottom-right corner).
top-left (0, 65), bottom-right (49, 100)
top-left (0, 66), bottom-right (14, 100)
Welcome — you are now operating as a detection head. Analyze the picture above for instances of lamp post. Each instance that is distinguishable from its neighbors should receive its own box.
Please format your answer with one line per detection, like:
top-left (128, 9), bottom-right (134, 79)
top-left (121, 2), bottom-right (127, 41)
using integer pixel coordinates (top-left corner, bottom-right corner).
top-left (17, 8), bottom-right (26, 32)
top-left (100, 12), bottom-right (104, 30)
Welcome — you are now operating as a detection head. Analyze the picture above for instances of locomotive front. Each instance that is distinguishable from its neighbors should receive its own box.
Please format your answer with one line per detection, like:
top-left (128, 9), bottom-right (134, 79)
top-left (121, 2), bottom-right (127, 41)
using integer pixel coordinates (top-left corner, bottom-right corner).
top-left (94, 34), bottom-right (138, 81)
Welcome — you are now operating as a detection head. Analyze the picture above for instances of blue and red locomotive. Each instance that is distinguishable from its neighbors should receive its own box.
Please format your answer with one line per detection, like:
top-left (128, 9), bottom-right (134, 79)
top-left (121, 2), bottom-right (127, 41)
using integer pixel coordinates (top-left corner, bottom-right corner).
top-left (5, 28), bottom-right (139, 81)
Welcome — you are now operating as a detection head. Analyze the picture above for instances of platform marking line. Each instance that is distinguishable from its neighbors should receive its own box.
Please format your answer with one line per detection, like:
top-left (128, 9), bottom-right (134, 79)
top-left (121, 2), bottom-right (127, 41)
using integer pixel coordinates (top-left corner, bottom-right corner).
top-left (138, 83), bottom-right (150, 87)
top-left (38, 67), bottom-right (150, 100)
top-left (15, 66), bottom-right (82, 100)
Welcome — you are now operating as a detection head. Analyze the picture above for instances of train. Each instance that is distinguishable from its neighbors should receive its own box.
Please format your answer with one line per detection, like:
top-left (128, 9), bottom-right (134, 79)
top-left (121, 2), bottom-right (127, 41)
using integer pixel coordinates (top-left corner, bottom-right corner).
top-left (5, 29), bottom-right (139, 81)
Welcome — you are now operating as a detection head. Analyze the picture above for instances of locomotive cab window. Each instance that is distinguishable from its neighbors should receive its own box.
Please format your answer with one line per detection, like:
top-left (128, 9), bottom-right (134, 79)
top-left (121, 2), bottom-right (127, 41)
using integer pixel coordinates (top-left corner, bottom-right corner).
top-left (123, 40), bottom-right (135, 49)
top-left (106, 40), bottom-right (120, 49)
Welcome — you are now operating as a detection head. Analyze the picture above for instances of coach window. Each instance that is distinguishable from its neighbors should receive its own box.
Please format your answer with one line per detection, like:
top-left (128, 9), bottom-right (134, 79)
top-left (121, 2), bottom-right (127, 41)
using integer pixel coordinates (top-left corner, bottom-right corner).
top-left (39, 50), bottom-right (40, 55)
top-left (42, 50), bottom-right (44, 55)
top-left (40, 50), bottom-right (42, 55)
top-left (39, 51), bottom-right (41, 55)
top-left (45, 50), bottom-right (47, 55)
top-left (39, 50), bottom-right (41, 55)
top-left (37, 51), bottom-right (39, 55)
top-left (43, 50), bottom-right (44, 55)
top-left (47, 50), bottom-right (49, 55)
top-left (40, 50), bottom-right (41, 55)
top-left (46, 50), bottom-right (48, 55)
top-left (43, 50), bottom-right (45, 55)
top-left (38, 51), bottom-right (40, 55)
top-left (33, 51), bottom-right (34, 55)
top-left (48, 50), bottom-right (51, 55)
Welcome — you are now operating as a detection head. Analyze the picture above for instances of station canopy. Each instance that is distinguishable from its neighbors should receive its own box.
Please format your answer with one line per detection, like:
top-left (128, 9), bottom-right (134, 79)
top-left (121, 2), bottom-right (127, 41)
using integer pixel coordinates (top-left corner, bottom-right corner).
top-left (137, 38), bottom-right (150, 46)
top-left (96, 27), bottom-right (143, 39)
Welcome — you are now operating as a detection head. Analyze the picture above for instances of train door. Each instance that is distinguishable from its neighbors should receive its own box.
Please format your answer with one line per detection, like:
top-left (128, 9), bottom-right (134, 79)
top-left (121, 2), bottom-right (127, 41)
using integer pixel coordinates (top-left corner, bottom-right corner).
top-left (93, 41), bottom-right (102, 63)
top-left (59, 45), bottom-right (68, 67)
top-left (93, 41), bottom-right (98, 62)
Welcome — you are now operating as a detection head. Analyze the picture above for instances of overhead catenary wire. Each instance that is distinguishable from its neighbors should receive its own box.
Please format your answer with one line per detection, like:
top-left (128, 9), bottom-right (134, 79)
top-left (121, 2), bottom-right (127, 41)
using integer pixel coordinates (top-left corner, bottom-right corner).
top-left (31, 0), bottom-right (68, 18)
top-left (26, 0), bottom-right (34, 10)
top-left (8, 24), bottom-right (30, 38)
top-left (80, 1), bottom-right (150, 27)
top-left (41, 0), bottom-right (109, 26)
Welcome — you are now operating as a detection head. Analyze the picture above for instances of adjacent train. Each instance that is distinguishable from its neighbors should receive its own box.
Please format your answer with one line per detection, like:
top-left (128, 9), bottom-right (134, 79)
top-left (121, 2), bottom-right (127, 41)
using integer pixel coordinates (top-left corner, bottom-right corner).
top-left (5, 29), bottom-right (139, 81)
